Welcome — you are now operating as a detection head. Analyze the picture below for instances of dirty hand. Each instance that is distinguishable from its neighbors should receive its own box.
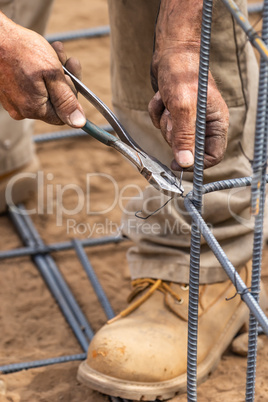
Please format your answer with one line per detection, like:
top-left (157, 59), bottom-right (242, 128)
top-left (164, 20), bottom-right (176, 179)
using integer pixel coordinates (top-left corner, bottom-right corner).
top-left (0, 12), bottom-right (86, 128)
top-left (148, 1), bottom-right (229, 170)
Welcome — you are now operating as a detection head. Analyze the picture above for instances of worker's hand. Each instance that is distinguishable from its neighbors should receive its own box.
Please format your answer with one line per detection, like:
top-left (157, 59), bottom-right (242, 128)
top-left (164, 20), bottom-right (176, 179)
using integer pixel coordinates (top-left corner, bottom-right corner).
top-left (149, 44), bottom-right (229, 170)
top-left (0, 13), bottom-right (86, 128)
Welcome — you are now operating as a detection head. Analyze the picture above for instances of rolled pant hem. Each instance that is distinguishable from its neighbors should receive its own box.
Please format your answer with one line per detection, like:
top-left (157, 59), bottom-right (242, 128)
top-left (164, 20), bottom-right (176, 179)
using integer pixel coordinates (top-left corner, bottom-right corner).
top-left (129, 260), bottom-right (231, 284)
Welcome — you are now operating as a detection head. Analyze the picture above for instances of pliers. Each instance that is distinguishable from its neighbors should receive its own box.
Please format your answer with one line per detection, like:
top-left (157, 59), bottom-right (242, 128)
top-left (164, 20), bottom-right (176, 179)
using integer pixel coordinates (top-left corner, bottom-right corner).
top-left (63, 66), bottom-right (184, 198)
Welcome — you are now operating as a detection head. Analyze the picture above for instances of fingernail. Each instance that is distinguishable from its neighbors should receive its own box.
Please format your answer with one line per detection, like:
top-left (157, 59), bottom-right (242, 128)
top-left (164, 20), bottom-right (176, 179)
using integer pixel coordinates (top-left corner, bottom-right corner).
top-left (69, 109), bottom-right (86, 127)
top-left (171, 159), bottom-right (181, 171)
top-left (177, 150), bottom-right (194, 167)
top-left (167, 117), bottom-right (172, 132)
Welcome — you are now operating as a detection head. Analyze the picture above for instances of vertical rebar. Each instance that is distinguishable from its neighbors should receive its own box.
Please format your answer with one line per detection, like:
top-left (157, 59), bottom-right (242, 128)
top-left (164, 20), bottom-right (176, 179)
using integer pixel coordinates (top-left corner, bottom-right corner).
top-left (187, 0), bottom-right (213, 400)
top-left (246, 1), bottom-right (268, 398)
top-left (72, 238), bottom-right (115, 320)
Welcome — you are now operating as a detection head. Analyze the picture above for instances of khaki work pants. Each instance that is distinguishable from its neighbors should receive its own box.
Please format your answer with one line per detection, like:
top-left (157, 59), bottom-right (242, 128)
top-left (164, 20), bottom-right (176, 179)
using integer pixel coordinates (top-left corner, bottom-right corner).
top-left (0, 0), bottom-right (54, 174)
top-left (108, 0), bottom-right (267, 283)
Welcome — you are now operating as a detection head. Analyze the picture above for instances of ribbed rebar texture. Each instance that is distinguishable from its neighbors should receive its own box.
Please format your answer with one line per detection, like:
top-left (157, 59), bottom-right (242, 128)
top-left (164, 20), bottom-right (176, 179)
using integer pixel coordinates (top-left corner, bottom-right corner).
top-left (0, 354), bottom-right (87, 374)
top-left (202, 175), bottom-right (268, 194)
top-left (187, 1), bottom-right (213, 400)
top-left (251, 5), bottom-right (268, 215)
top-left (246, 0), bottom-right (268, 398)
top-left (45, 26), bottom-right (110, 43)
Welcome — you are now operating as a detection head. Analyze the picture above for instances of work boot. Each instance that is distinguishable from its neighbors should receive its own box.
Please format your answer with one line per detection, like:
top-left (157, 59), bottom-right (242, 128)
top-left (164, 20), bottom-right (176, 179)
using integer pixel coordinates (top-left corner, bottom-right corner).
top-left (78, 262), bottom-right (265, 401)
top-left (0, 155), bottom-right (40, 213)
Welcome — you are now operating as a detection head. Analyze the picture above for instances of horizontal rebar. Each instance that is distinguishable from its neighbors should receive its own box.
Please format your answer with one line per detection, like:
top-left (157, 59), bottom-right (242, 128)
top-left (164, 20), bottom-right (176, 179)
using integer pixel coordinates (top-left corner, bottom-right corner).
top-left (248, 2), bottom-right (263, 13)
top-left (0, 234), bottom-right (125, 260)
top-left (33, 124), bottom-right (113, 143)
top-left (0, 353), bottom-right (87, 374)
top-left (45, 26), bottom-right (110, 43)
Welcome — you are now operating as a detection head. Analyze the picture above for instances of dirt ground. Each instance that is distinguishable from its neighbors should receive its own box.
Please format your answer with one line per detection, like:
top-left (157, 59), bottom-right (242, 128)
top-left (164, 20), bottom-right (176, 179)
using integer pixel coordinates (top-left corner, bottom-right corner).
top-left (0, 1), bottom-right (268, 401)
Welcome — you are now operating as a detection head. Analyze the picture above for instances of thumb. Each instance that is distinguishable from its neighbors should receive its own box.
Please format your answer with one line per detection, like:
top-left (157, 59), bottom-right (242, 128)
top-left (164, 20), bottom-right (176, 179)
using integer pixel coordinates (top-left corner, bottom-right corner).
top-left (46, 72), bottom-right (86, 128)
top-left (168, 102), bottom-right (196, 169)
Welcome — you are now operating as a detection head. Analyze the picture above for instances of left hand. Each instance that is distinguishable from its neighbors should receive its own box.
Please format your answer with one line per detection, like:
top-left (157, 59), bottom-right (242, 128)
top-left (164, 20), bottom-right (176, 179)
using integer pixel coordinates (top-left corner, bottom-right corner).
top-left (149, 46), bottom-right (229, 170)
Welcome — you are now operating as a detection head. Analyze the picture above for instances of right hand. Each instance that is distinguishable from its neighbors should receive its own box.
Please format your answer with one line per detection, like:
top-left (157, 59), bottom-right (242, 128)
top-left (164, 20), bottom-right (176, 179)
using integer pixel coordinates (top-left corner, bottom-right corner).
top-left (0, 13), bottom-right (86, 128)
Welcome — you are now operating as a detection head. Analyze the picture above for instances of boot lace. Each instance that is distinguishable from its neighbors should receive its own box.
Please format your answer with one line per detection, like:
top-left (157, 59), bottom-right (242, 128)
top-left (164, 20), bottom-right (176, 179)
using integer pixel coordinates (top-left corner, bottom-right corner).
top-left (108, 278), bottom-right (184, 324)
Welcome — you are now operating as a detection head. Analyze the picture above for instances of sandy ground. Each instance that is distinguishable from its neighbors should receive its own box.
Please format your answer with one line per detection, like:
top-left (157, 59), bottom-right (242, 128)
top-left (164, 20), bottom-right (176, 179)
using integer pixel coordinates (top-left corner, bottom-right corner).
top-left (0, 1), bottom-right (268, 401)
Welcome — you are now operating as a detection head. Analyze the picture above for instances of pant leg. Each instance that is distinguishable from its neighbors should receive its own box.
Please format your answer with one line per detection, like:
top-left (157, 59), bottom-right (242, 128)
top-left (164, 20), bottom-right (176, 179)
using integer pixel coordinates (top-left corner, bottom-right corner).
top-left (0, 0), bottom-right (54, 175)
top-left (108, 0), bottom-right (265, 283)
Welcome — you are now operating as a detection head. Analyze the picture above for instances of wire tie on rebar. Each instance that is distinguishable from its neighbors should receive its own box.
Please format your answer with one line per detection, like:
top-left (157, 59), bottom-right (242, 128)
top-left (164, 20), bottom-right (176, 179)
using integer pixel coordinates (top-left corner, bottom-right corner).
top-left (135, 197), bottom-right (172, 220)
top-left (225, 272), bottom-right (259, 301)
top-left (246, 27), bottom-right (261, 45)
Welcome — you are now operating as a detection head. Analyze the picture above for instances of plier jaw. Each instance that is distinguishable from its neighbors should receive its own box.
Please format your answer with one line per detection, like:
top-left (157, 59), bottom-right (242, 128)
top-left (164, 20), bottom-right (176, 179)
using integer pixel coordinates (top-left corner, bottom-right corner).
top-left (138, 153), bottom-right (184, 197)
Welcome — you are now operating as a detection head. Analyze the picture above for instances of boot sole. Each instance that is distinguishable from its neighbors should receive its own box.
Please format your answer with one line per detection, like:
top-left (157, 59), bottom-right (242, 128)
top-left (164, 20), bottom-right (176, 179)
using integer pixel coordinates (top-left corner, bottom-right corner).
top-left (77, 301), bottom-right (249, 401)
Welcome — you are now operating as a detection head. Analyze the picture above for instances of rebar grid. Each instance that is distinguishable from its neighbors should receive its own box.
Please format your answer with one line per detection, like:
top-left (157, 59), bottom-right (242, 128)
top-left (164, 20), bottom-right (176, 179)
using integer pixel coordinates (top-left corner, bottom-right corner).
top-left (0, 205), bottom-right (126, 402)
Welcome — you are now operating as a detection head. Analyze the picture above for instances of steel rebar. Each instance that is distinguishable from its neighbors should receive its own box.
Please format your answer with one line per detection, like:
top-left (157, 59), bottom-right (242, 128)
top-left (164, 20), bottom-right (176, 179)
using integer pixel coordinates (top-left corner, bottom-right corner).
top-left (245, 0), bottom-right (268, 397)
top-left (221, 0), bottom-right (268, 63)
top-left (248, 2), bottom-right (263, 14)
top-left (45, 26), bottom-right (110, 43)
top-left (33, 125), bottom-right (113, 143)
top-left (187, 0), bottom-right (213, 400)
top-left (72, 238), bottom-right (115, 320)
top-left (0, 353), bottom-right (87, 374)
top-left (0, 233), bottom-right (125, 260)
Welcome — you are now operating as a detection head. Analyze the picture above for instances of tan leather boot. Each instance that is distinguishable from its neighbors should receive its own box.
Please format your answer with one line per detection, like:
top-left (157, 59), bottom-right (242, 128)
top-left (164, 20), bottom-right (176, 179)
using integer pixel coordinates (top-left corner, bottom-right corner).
top-left (78, 262), bottom-right (262, 401)
top-left (0, 155), bottom-right (40, 213)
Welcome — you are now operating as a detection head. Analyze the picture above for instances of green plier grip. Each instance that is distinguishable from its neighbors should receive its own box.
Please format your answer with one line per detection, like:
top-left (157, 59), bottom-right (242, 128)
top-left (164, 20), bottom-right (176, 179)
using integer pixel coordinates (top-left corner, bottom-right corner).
top-left (82, 120), bottom-right (117, 146)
